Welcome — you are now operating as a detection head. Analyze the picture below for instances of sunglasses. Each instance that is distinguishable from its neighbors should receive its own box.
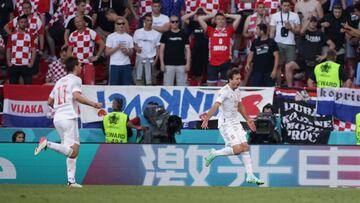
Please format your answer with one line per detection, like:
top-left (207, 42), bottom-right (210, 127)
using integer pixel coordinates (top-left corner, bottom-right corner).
top-left (116, 22), bottom-right (125, 25)
top-left (171, 20), bottom-right (179, 23)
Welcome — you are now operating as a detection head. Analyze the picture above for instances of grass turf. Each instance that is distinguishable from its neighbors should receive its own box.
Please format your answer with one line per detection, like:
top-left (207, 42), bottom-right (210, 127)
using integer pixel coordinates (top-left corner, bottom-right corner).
top-left (0, 185), bottom-right (359, 203)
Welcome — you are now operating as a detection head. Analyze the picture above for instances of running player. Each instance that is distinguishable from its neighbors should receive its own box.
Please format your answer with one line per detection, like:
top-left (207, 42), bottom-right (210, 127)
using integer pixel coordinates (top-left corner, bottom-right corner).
top-left (201, 68), bottom-right (264, 185)
top-left (34, 56), bottom-right (102, 188)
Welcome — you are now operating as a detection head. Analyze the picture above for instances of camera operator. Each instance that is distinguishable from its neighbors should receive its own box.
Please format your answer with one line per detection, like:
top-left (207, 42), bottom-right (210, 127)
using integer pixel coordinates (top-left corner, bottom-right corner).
top-left (248, 103), bottom-right (282, 144)
top-left (270, 0), bottom-right (301, 86)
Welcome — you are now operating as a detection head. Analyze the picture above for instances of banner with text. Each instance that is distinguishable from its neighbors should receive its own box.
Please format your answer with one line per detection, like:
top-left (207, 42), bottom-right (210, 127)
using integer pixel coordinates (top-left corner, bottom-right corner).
top-left (316, 88), bottom-right (360, 126)
top-left (80, 86), bottom-right (274, 124)
top-left (1, 144), bottom-right (360, 187)
top-left (280, 99), bottom-right (333, 144)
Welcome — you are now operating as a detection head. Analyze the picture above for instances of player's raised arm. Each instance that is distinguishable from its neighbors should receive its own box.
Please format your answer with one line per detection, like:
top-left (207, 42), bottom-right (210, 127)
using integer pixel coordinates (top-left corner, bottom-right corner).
top-left (73, 91), bottom-right (102, 109)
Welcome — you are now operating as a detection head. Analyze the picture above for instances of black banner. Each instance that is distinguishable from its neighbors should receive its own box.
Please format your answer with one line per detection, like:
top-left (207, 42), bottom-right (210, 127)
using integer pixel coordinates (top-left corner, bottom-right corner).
top-left (280, 99), bottom-right (333, 144)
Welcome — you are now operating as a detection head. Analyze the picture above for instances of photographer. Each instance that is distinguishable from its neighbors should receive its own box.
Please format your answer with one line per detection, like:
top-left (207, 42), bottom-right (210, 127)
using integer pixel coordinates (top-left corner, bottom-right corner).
top-left (270, 0), bottom-right (301, 86)
top-left (248, 103), bottom-right (282, 144)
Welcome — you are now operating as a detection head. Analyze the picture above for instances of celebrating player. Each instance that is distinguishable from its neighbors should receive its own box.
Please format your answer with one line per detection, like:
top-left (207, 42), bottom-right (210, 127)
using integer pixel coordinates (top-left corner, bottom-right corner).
top-left (201, 68), bottom-right (264, 185)
top-left (34, 56), bottom-right (102, 188)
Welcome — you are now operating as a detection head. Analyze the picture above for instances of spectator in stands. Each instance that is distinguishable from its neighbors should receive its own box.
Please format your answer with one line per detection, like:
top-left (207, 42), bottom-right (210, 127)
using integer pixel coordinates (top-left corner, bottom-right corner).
top-left (5, 1), bottom-right (44, 76)
top-left (92, 0), bottom-right (130, 40)
top-left (12, 130), bottom-right (25, 142)
top-left (320, 5), bottom-right (350, 65)
top-left (160, 0), bottom-right (185, 17)
top-left (309, 49), bottom-right (352, 87)
top-left (133, 13), bottom-right (161, 85)
top-left (45, 47), bottom-right (67, 84)
top-left (105, 17), bottom-right (134, 85)
top-left (242, 1), bottom-right (270, 51)
top-left (67, 16), bottom-right (105, 85)
top-left (181, 7), bottom-right (209, 86)
top-left (160, 15), bottom-right (190, 86)
top-left (0, 0), bottom-right (13, 38)
top-left (285, 16), bottom-right (335, 87)
top-left (245, 23), bottom-right (279, 87)
top-left (198, 12), bottom-right (241, 86)
top-left (6, 15), bottom-right (36, 84)
top-left (295, 0), bottom-right (324, 27)
top-left (131, 0), bottom-right (152, 21)
top-left (151, 0), bottom-right (170, 34)
top-left (270, 0), bottom-right (300, 86)
top-left (64, 0), bottom-right (93, 48)
top-left (103, 98), bottom-right (145, 143)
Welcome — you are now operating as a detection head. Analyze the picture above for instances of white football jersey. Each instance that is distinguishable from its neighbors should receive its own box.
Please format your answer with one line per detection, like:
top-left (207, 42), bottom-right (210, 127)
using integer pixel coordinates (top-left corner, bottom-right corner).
top-left (49, 74), bottom-right (82, 122)
top-left (215, 84), bottom-right (242, 126)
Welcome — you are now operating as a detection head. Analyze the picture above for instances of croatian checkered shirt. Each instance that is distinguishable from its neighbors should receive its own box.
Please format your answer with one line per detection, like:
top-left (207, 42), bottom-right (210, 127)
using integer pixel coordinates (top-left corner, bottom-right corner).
top-left (7, 15), bottom-right (44, 37)
top-left (15, 0), bottom-right (40, 15)
top-left (68, 27), bottom-right (101, 64)
top-left (235, 0), bottom-right (256, 12)
top-left (185, 0), bottom-right (198, 14)
top-left (48, 0), bottom-right (92, 28)
top-left (263, 0), bottom-right (279, 14)
top-left (46, 59), bottom-right (67, 83)
top-left (199, 0), bottom-right (220, 14)
top-left (135, 0), bottom-right (153, 17)
top-left (7, 31), bottom-right (35, 66)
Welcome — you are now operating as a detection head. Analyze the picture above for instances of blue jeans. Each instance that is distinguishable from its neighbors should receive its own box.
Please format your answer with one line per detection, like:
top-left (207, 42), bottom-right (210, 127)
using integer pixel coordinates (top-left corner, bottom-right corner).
top-left (109, 64), bottom-right (133, 85)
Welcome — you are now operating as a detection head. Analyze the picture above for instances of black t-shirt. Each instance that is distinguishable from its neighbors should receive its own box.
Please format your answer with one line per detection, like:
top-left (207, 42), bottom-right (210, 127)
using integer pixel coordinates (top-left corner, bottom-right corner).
top-left (250, 38), bottom-right (279, 73)
top-left (300, 29), bottom-right (327, 61)
top-left (66, 15), bottom-right (93, 34)
top-left (321, 13), bottom-right (349, 51)
top-left (160, 30), bottom-right (189, 65)
top-left (309, 62), bottom-right (349, 83)
top-left (188, 19), bottom-right (208, 48)
top-left (93, 0), bottom-right (127, 32)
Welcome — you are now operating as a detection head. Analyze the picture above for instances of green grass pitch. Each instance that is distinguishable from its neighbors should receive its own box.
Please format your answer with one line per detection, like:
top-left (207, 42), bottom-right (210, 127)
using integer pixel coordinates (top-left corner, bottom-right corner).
top-left (0, 185), bottom-right (359, 203)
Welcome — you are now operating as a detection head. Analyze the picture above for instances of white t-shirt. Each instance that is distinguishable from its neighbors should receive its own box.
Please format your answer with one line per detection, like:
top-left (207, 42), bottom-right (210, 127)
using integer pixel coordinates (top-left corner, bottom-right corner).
top-left (50, 74), bottom-right (82, 122)
top-left (133, 28), bottom-right (161, 58)
top-left (215, 84), bottom-right (242, 127)
top-left (152, 13), bottom-right (169, 37)
top-left (270, 11), bottom-right (300, 45)
top-left (106, 32), bottom-right (134, 66)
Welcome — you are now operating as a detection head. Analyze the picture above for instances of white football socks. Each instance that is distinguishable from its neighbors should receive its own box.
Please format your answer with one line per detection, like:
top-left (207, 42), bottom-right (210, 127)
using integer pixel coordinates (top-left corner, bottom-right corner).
top-left (67, 158), bottom-right (77, 183)
top-left (47, 142), bottom-right (73, 157)
top-left (241, 151), bottom-right (253, 176)
top-left (213, 147), bottom-right (234, 157)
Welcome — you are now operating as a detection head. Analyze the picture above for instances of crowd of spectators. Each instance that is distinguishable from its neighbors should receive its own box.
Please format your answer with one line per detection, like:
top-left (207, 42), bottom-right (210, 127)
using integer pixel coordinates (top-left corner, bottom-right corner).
top-left (0, 0), bottom-right (359, 88)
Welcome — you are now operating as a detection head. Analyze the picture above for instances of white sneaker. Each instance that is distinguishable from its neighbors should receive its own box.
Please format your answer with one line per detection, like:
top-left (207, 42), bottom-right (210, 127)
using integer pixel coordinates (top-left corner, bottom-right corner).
top-left (67, 182), bottom-right (83, 188)
top-left (34, 136), bottom-right (47, 155)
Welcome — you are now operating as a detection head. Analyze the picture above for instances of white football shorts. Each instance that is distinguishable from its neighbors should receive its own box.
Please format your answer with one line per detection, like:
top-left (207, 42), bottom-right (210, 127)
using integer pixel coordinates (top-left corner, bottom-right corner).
top-left (54, 119), bottom-right (80, 146)
top-left (219, 123), bottom-right (247, 147)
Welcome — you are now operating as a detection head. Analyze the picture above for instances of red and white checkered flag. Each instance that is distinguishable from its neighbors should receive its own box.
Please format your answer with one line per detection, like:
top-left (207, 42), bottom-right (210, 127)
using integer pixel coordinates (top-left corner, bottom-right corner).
top-left (333, 117), bottom-right (356, 131)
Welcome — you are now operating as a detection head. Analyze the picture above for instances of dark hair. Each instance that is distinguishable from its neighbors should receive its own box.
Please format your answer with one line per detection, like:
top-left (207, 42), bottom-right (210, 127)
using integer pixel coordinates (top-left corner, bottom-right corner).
top-left (333, 4), bottom-right (343, 10)
top-left (113, 97), bottom-right (124, 111)
top-left (262, 103), bottom-right (274, 113)
top-left (227, 68), bottom-right (241, 80)
top-left (18, 14), bottom-right (28, 21)
top-left (215, 12), bottom-right (225, 18)
top-left (143, 13), bottom-right (153, 20)
top-left (354, 3), bottom-right (360, 12)
top-left (12, 131), bottom-right (25, 142)
top-left (257, 23), bottom-right (267, 34)
top-left (75, 0), bottom-right (86, 6)
top-left (281, 0), bottom-right (291, 4)
top-left (64, 56), bottom-right (79, 73)
top-left (326, 49), bottom-right (337, 59)
top-left (60, 46), bottom-right (67, 52)
top-left (152, 0), bottom-right (161, 4)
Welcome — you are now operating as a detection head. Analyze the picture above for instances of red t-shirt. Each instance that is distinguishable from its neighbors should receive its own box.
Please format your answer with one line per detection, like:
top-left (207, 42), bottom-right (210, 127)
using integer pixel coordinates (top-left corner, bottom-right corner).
top-left (207, 26), bottom-right (235, 66)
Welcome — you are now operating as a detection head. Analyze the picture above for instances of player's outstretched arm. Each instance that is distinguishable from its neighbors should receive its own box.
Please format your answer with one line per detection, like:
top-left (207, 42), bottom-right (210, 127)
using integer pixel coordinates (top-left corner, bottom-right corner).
top-left (201, 102), bottom-right (221, 129)
top-left (73, 91), bottom-right (102, 109)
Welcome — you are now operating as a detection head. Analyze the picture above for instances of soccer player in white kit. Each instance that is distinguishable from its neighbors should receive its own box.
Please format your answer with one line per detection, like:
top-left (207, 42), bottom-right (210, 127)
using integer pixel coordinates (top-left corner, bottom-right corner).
top-left (34, 56), bottom-right (102, 188)
top-left (201, 68), bottom-right (264, 185)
